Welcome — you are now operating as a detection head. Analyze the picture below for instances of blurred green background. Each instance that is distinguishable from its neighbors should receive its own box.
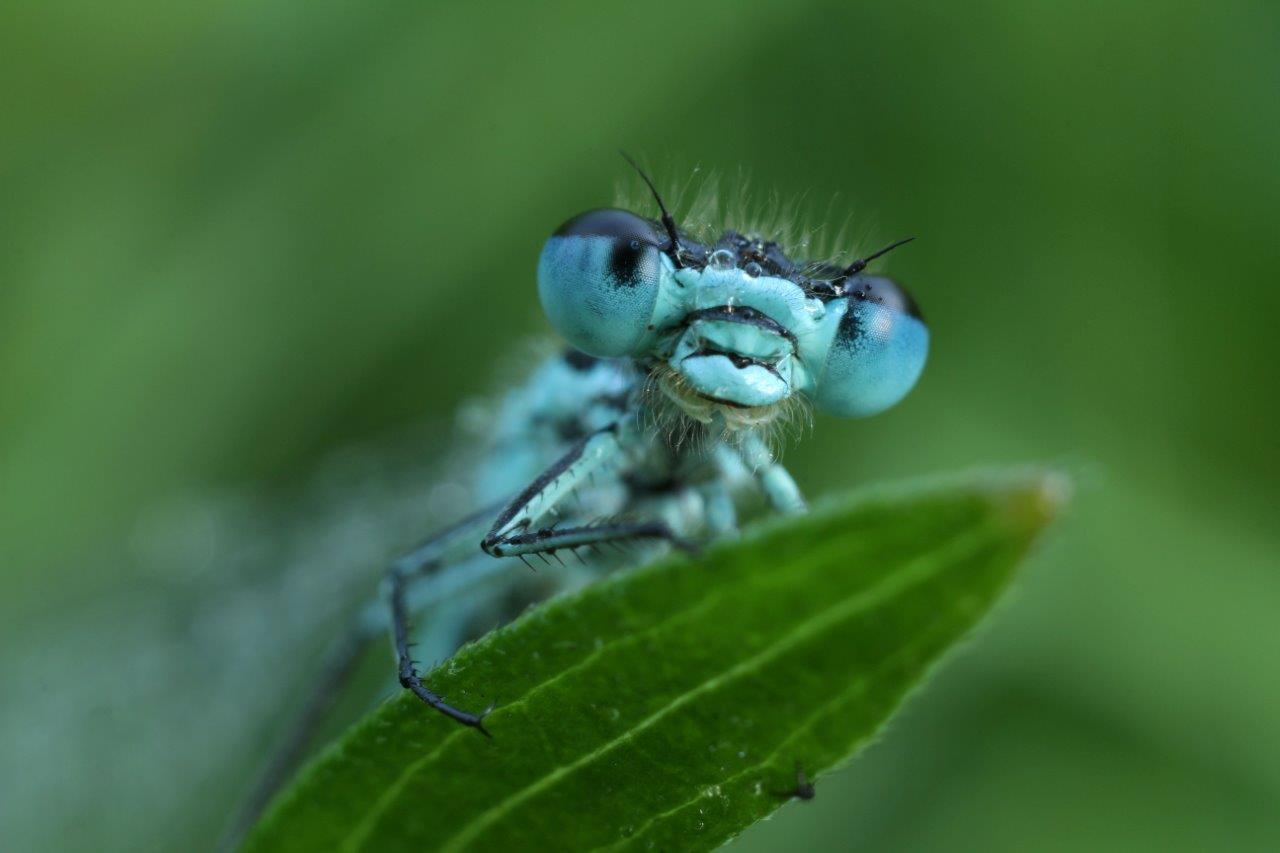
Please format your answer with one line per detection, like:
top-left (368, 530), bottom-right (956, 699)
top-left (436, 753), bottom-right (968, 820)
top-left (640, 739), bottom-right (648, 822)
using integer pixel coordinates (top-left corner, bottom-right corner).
top-left (3, 1), bottom-right (1278, 850)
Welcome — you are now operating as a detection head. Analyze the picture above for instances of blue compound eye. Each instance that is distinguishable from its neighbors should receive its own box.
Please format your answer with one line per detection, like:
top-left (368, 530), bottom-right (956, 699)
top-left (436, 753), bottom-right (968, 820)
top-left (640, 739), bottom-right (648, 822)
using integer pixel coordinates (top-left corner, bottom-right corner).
top-left (537, 209), bottom-right (668, 357)
top-left (812, 275), bottom-right (929, 418)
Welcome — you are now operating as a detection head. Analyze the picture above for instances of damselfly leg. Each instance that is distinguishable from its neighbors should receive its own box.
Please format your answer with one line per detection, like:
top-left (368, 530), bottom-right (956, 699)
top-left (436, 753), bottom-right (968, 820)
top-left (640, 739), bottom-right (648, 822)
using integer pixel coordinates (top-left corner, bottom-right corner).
top-left (481, 424), bottom-right (694, 561)
top-left (222, 503), bottom-right (515, 847)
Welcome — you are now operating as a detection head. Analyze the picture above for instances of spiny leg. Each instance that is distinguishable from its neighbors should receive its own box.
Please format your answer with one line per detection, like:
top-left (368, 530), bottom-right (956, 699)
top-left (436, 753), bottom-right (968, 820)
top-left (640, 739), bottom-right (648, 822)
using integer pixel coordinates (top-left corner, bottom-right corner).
top-left (396, 499), bottom-right (512, 576)
top-left (483, 424), bottom-right (624, 543)
top-left (391, 424), bottom-right (690, 732)
top-left (481, 424), bottom-right (694, 560)
top-left (379, 500), bottom-right (526, 733)
top-left (384, 429), bottom-right (629, 731)
top-left (389, 563), bottom-right (494, 735)
top-left (487, 518), bottom-right (694, 559)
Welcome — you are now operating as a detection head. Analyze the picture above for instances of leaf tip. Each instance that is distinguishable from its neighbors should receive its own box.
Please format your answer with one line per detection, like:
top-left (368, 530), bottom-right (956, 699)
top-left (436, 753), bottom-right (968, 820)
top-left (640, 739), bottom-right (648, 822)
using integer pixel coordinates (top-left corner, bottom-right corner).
top-left (1000, 469), bottom-right (1070, 538)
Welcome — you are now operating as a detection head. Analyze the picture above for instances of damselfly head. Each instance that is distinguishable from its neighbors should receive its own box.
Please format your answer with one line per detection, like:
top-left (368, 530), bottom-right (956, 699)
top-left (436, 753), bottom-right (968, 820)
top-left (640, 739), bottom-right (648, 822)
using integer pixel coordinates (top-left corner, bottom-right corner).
top-left (536, 165), bottom-right (929, 427)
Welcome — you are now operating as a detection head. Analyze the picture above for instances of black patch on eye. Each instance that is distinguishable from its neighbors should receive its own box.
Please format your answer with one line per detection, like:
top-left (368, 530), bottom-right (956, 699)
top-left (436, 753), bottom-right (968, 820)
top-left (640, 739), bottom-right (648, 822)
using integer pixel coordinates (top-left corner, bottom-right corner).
top-left (835, 275), bottom-right (926, 349)
top-left (607, 238), bottom-right (648, 286)
top-left (835, 300), bottom-right (862, 351)
top-left (553, 208), bottom-right (661, 288)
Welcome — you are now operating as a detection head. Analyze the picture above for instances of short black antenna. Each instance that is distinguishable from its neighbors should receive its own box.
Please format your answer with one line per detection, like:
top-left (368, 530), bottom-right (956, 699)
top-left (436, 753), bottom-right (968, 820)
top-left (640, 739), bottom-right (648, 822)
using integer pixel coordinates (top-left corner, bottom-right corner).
top-left (842, 235), bottom-right (916, 278)
top-left (620, 151), bottom-right (684, 269)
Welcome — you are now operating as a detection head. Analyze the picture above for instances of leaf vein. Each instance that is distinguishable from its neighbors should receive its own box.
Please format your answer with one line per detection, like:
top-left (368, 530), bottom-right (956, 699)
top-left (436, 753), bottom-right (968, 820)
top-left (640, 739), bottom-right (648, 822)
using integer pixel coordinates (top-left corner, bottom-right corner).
top-left (340, 582), bottom-right (738, 850)
top-left (436, 524), bottom-right (991, 852)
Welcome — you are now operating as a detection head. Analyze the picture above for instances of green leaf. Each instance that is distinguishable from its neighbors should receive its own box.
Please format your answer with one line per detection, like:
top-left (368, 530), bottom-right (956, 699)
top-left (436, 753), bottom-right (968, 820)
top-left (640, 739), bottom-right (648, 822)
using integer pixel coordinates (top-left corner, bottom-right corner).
top-left (246, 470), bottom-right (1064, 853)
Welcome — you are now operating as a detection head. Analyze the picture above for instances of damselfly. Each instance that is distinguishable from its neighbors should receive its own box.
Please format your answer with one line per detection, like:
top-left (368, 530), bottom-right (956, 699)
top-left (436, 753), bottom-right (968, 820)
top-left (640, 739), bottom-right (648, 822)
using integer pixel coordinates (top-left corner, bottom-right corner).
top-left (234, 159), bottom-right (928, 837)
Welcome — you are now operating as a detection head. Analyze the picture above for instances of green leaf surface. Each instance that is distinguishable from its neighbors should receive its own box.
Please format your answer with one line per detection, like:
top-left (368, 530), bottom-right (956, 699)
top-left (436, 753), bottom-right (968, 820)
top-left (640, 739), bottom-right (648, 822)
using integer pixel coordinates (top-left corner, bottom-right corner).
top-left (246, 471), bottom-right (1063, 853)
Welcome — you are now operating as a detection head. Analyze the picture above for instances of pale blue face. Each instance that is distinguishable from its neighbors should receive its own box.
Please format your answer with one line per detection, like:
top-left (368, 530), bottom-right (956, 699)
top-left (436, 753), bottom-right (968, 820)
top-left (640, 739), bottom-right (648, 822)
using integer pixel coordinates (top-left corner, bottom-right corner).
top-left (538, 208), bottom-right (928, 420)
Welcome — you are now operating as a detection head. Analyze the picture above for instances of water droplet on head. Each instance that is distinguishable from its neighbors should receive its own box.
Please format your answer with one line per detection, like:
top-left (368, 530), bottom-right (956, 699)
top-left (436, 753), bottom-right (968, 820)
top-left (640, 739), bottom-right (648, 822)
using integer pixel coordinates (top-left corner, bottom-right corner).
top-left (743, 261), bottom-right (763, 278)
top-left (708, 249), bottom-right (735, 270)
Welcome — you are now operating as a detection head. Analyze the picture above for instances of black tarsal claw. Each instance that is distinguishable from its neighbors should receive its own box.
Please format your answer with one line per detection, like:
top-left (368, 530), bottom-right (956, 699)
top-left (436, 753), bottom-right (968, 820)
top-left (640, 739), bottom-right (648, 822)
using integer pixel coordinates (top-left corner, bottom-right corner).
top-left (471, 703), bottom-right (496, 738)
